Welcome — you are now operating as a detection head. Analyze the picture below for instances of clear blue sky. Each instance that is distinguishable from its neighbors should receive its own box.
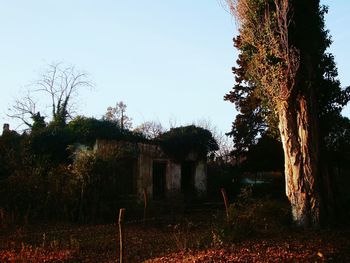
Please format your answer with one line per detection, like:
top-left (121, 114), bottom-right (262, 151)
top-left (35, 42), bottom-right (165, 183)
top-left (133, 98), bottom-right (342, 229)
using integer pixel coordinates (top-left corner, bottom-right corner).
top-left (0, 0), bottom-right (349, 134)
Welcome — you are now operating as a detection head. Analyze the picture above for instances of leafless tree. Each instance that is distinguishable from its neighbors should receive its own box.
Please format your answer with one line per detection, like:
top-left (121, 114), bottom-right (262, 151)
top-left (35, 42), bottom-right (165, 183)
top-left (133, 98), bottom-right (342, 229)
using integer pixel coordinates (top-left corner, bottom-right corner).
top-left (7, 93), bottom-right (39, 128)
top-left (37, 63), bottom-right (92, 126)
top-left (134, 121), bottom-right (164, 139)
top-left (8, 63), bottom-right (92, 129)
top-left (194, 119), bottom-right (234, 161)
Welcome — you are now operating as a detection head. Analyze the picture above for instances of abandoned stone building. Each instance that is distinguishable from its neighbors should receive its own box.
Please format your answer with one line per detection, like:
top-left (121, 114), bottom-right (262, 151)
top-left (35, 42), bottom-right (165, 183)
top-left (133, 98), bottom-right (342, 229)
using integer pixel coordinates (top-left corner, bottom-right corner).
top-left (92, 140), bottom-right (208, 203)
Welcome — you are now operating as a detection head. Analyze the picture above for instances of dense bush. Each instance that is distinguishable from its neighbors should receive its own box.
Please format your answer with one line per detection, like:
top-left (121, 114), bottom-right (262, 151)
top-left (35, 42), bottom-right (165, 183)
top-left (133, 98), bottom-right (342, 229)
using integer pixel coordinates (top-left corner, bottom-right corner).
top-left (0, 164), bottom-right (80, 223)
top-left (158, 125), bottom-right (218, 162)
top-left (71, 143), bottom-right (140, 223)
top-left (68, 116), bottom-right (146, 145)
top-left (29, 126), bottom-right (75, 164)
top-left (0, 120), bottom-right (145, 224)
top-left (210, 186), bottom-right (292, 243)
top-left (228, 200), bottom-right (292, 239)
top-left (0, 143), bottom-right (142, 224)
top-left (0, 130), bottom-right (25, 179)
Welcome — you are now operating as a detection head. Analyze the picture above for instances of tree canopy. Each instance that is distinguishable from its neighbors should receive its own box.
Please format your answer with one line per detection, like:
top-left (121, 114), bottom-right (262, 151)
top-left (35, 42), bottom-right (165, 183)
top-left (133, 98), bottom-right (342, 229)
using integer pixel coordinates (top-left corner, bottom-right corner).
top-left (225, 2), bottom-right (350, 156)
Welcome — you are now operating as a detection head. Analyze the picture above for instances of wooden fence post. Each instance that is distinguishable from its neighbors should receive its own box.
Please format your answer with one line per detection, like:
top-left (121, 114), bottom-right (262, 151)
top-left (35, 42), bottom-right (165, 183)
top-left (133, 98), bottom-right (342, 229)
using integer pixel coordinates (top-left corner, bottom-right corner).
top-left (0, 208), bottom-right (4, 227)
top-left (118, 208), bottom-right (125, 263)
top-left (143, 188), bottom-right (148, 222)
top-left (220, 188), bottom-right (230, 223)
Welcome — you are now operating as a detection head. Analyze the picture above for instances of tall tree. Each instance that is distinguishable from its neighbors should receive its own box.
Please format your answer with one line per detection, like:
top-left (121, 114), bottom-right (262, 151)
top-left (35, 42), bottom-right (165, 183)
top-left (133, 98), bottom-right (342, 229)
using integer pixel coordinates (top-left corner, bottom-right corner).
top-left (224, 0), bottom-right (350, 227)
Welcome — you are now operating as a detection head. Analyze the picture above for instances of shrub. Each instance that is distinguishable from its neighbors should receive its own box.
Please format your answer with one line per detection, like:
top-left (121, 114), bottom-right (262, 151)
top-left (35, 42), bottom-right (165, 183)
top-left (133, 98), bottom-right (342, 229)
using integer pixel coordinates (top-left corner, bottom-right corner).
top-left (71, 142), bottom-right (140, 223)
top-left (227, 186), bottom-right (292, 239)
top-left (207, 162), bottom-right (241, 201)
top-left (0, 163), bottom-right (80, 224)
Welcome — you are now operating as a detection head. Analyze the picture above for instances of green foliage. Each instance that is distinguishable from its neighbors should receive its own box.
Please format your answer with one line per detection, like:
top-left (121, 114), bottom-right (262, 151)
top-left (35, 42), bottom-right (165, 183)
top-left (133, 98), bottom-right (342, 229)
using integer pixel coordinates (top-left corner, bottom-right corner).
top-left (0, 120), bottom-right (145, 223)
top-left (68, 116), bottom-right (120, 144)
top-left (242, 135), bottom-right (284, 173)
top-left (31, 112), bottom-right (46, 131)
top-left (28, 125), bottom-right (75, 164)
top-left (68, 116), bottom-right (146, 146)
top-left (0, 117), bottom-right (223, 224)
top-left (323, 115), bottom-right (350, 167)
top-left (225, 0), bottom-right (350, 166)
top-left (158, 125), bottom-right (218, 161)
top-left (0, 140), bottom-right (141, 223)
top-left (224, 35), bottom-right (278, 155)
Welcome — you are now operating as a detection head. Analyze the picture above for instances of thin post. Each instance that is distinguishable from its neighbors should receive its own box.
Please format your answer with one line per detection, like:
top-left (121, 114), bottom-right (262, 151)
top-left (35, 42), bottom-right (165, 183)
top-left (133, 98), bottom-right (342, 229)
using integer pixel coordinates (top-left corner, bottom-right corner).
top-left (118, 208), bottom-right (125, 263)
top-left (0, 208), bottom-right (4, 227)
top-left (143, 188), bottom-right (147, 222)
top-left (220, 188), bottom-right (230, 223)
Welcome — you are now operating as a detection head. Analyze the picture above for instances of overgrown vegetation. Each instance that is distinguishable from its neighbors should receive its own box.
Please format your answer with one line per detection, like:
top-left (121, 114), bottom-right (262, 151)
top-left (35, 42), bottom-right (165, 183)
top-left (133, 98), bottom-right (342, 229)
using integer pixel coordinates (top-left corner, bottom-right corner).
top-left (0, 113), bottom-right (221, 225)
top-left (0, 116), bottom-right (142, 223)
top-left (157, 125), bottom-right (219, 162)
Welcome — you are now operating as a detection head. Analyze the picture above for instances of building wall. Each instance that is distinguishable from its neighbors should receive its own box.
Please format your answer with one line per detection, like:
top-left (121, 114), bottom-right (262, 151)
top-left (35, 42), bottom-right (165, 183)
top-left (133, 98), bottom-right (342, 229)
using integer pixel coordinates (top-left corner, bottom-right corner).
top-left (131, 143), bottom-right (207, 201)
top-left (135, 144), bottom-right (157, 198)
top-left (80, 140), bottom-right (208, 201)
top-left (194, 161), bottom-right (207, 197)
top-left (166, 162), bottom-right (181, 195)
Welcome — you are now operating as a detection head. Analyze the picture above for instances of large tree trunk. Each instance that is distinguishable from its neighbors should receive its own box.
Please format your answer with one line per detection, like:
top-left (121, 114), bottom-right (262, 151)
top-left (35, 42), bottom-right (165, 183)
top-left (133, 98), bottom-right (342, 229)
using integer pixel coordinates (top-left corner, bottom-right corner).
top-left (277, 93), bottom-right (321, 227)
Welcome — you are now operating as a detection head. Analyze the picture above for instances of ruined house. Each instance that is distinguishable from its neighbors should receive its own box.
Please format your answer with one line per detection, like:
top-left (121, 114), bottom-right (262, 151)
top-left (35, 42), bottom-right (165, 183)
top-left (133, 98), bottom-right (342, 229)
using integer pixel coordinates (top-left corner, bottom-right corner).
top-left (72, 125), bottom-right (218, 209)
top-left (138, 143), bottom-right (207, 201)
top-left (93, 140), bottom-right (208, 203)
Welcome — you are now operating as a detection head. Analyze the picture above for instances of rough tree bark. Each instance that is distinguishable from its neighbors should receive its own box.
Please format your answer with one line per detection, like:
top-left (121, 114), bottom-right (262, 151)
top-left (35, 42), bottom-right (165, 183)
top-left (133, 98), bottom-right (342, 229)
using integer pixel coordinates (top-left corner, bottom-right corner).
top-left (277, 91), bottom-right (321, 227)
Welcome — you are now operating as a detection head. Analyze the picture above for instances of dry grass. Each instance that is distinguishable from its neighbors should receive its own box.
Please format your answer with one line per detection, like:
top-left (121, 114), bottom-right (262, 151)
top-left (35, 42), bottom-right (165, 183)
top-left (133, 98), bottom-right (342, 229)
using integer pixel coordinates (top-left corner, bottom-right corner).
top-left (0, 211), bottom-right (349, 262)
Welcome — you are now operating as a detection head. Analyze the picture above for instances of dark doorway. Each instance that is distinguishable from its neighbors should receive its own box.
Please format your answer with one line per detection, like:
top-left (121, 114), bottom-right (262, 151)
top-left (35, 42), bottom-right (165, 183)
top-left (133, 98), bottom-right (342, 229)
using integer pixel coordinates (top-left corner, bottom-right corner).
top-left (115, 158), bottom-right (136, 196)
top-left (181, 161), bottom-right (196, 201)
top-left (153, 161), bottom-right (167, 200)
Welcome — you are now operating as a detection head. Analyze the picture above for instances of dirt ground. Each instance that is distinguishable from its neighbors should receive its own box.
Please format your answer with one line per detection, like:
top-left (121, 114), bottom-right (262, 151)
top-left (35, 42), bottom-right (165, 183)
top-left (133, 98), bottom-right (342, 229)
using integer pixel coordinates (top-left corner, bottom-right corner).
top-left (1, 218), bottom-right (350, 262)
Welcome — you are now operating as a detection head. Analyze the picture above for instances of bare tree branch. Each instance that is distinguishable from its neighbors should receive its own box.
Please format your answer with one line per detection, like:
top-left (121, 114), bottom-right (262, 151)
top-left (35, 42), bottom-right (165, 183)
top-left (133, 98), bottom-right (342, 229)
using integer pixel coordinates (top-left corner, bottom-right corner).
top-left (8, 63), bottom-right (93, 129)
top-left (7, 94), bottom-right (38, 128)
